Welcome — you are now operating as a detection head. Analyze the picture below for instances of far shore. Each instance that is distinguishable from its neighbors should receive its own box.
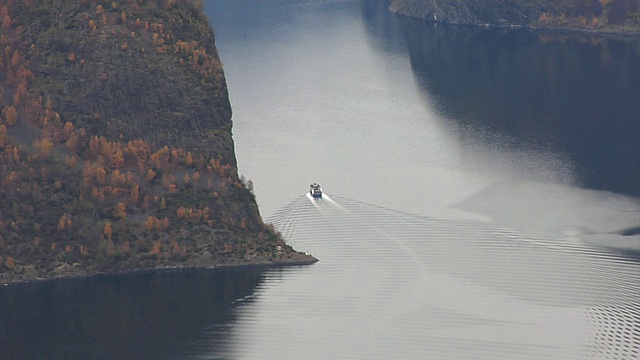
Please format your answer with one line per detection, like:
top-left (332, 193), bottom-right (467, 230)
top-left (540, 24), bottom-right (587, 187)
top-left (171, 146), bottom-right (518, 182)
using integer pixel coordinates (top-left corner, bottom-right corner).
top-left (390, 10), bottom-right (640, 38)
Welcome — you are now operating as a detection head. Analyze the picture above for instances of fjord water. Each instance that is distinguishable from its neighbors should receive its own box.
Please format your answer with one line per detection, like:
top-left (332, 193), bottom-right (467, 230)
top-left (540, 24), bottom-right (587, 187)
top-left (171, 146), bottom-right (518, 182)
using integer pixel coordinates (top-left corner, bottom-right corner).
top-left (207, 1), bottom-right (639, 358)
top-left (1, 0), bottom-right (638, 359)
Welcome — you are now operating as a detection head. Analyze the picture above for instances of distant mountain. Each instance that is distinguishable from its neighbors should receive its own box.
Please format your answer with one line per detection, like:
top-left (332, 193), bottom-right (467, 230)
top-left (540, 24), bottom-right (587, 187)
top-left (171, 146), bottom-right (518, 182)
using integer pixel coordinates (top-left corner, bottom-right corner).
top-left (0, 0), bottom-right (315, 284)
top-left (389, 0), bottom-right (640, 34)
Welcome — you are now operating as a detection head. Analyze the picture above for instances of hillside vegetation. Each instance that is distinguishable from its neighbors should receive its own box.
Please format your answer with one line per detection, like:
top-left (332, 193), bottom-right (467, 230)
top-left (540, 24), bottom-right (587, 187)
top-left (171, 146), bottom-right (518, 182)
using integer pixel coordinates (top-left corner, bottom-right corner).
top-left (389, 0), bottom-right (640, 34)
top-left (0, 0), bottom-right (315, 284)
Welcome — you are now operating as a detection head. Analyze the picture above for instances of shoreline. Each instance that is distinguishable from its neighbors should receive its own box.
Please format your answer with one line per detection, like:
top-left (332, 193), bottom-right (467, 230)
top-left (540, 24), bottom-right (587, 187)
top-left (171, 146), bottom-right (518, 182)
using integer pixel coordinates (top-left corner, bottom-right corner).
top-left (1, 256), bottom-right (318, 287)
top-left (390, 11), bottom-right (640, 38)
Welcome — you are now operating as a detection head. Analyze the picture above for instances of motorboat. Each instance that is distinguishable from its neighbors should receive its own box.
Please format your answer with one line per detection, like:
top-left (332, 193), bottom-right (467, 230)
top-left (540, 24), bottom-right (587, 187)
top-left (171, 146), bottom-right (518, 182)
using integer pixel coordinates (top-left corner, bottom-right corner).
top-left (309, 183), bottom-right (322, 198)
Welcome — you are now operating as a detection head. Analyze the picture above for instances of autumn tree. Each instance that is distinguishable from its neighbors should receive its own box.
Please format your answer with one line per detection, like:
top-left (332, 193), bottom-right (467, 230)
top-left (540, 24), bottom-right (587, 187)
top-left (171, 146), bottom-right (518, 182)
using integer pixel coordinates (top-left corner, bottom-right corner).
top-left (57, 213), bottom-right (72, 231)
top-left (0, 125), bottom-right (7, 147)
top-left (145, 168), bottom-right (156, 182)
top-left (4, 256), bottom-right (15, 269)
top-left (144, 216), bottom-right (155, 231)
top-left (2, 15), bottom-right (11, 30)
top-left (130, 184), bottom-right (140, 204)
top-left (114, 202), bottom-right (127, 220)
top-left (104, 222), bottom-right (112, 240)
top-left (4, 106), bottom-right (17, 126)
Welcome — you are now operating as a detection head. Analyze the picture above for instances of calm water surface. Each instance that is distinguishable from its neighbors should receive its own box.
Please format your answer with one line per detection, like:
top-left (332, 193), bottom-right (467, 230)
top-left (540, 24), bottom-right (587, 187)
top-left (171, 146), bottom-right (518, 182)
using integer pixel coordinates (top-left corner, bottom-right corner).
top-left (1, 0), bottom-right (639, 359)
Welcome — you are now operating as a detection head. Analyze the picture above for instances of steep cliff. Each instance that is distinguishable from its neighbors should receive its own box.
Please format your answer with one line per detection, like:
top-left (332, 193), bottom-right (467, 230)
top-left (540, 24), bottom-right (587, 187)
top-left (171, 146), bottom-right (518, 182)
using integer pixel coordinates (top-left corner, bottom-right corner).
top-left (389, 0), bottom-right (640, 34)
top-left (0, 0), bottom-right (315, 284)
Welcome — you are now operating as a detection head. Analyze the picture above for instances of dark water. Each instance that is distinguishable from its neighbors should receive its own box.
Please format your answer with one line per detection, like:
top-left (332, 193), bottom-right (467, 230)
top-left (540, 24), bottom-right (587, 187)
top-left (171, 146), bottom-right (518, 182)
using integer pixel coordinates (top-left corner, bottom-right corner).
top-left (399, 20), bottom-right (640, 196)
top-left (0, 268), bottom-right (265, 359)
top-left (1, 1), bottom-right (639, 359)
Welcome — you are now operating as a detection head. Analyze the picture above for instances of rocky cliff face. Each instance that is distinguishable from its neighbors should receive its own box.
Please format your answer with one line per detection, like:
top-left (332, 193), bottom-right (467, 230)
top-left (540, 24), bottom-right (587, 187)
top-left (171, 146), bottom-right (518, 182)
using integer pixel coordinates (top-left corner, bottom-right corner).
top-left (389, 0), bottom-right (640, 34)
top-left (0, 0), bottom-right (314, 284)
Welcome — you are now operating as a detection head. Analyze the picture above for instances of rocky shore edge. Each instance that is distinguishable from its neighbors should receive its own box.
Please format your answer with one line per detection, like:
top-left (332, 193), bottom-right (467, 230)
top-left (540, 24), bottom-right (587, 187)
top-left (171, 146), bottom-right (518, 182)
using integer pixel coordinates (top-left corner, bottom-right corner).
top-left (1, 254), bottom-right (318, 287)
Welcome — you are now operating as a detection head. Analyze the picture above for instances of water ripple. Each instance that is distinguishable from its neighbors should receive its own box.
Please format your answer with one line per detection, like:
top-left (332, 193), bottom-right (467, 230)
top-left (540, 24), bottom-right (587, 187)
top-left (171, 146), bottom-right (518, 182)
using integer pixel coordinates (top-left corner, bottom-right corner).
top-left (220, 194), bottom-right (640, 359)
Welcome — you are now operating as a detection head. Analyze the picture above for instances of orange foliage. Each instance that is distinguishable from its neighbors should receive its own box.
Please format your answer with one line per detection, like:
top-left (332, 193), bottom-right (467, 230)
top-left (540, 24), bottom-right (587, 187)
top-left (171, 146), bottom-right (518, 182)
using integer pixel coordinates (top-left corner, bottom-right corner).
top-left (145, 168), bottom-right (156, 182)
top-left (2, 171), bottom-right (19, 185)
top-left (161, 172), bottom-right (176, 189)
top-left (0, 125), bottom-right (7, 147)
top-left (104, 221), bottom-right (112, 239)
top-left (65, 155), bottom-right (77, 169)
top-left (66, 131), bottom-right (79, 150)
top-left (150, 241), bottom-right (161, 255)
top-left (35, 137), bottom-right (53, 157)
top-left (130, 184), bottom-right (140, 204)
top-left (4, 256), bottom-right (15, 269)
top-left (110, 149), bottom-right (124, 168)
top-left (114, 202), bottom-right (127, 219)
top-left (95, 166), bottom-right (107, 185)
top-left (110, 169), bottom-right (125, 186)
top-left (62, 121), bottom-right (74, 138)
top-left (57, 213), bottom-right (72, 231)
top-left (11, 50), bottom-right (19, 67)
top-left (5, 106), bottom-right (17, 126)
top-left (1, 15), bottom-right (11, 30)
top-left (144, 216), bottom-right (156, 231)
top-left (169, 238), bottom-right (181, 254)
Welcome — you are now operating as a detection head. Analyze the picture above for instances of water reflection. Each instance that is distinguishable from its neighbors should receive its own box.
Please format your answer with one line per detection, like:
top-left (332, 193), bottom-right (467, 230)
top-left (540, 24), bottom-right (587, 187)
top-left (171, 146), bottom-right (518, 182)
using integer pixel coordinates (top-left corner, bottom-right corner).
top-left (398, 18), bottom-right (640, 196)
top-left (0, 268), bottom-right (265, 360)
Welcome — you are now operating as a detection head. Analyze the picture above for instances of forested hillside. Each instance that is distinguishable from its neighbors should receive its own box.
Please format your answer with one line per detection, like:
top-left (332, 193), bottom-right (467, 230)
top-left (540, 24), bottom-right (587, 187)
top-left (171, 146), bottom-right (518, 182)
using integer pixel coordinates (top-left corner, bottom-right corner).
top-left (389, 0), bottom-right (640, 34)
top-left (0, 0), bottom-right (315, 284)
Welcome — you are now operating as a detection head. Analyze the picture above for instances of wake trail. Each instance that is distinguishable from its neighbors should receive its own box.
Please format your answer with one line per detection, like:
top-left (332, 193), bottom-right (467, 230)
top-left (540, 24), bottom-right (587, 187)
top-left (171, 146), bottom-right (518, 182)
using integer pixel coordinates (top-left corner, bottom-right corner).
top-left (265, 193), bottom-right (640, 358)
top-left (320, 194), bottom-right (347, 212)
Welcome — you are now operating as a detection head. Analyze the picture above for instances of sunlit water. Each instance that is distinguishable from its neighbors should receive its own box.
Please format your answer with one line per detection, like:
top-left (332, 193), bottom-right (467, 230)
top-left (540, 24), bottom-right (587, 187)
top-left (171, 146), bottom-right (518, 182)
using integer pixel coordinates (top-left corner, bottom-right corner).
top-left (1, 0), bottom-right (638, 359)
top-left (206, 0), bottom-right (639, 358)
top-left (220, 194), bottom-right (638, 359)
